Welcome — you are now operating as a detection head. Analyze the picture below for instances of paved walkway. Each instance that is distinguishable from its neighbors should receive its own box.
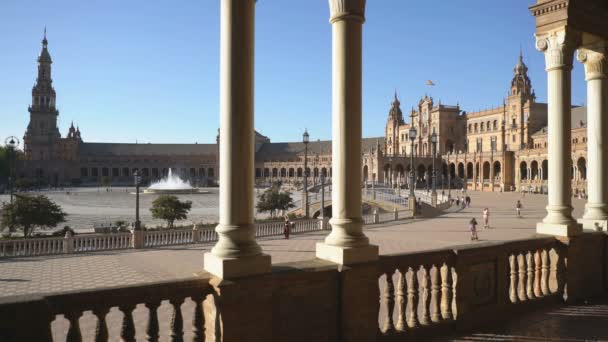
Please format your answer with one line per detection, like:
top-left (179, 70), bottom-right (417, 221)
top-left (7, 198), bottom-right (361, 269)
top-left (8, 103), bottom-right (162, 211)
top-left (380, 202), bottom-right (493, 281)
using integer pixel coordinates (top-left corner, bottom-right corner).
top-left (0, 191), bottom-right (588, 298)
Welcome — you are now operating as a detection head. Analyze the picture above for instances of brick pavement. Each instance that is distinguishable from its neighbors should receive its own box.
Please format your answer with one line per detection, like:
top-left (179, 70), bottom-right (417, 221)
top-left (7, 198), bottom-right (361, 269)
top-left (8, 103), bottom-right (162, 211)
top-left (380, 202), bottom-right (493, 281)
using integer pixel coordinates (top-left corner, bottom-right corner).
top-left (0, 191), bottom-right (587, 299)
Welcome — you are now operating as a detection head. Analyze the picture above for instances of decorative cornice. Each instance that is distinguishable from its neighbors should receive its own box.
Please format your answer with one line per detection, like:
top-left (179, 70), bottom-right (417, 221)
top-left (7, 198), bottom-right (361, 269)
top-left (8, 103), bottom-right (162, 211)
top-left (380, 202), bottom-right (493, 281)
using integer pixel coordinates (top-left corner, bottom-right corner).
top-left (535, 29), bottom-right (580, 71)
top-left (328, 0), bottom-right (366, 24)
top-left (530, 0), bottom-right (568, 17)
top-left (577, 43), bottom-right (608, 81)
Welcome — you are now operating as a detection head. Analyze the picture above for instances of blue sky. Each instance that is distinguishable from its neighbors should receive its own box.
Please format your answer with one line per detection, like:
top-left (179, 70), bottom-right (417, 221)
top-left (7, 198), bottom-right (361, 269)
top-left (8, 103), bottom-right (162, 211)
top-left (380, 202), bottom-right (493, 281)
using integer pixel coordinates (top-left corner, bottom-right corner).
top-left (0, 0), bottom-right (587, 147)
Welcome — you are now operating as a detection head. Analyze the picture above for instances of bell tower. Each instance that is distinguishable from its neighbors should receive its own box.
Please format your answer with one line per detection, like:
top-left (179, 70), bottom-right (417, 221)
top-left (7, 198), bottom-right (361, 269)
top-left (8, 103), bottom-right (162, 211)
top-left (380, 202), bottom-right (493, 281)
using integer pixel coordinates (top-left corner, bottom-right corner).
top-left (506, 49), bottom-right (535, 151)
top-left (385, 92), bottom-right (404, 156)
top-left (24, 28), bottom-right (61, 161)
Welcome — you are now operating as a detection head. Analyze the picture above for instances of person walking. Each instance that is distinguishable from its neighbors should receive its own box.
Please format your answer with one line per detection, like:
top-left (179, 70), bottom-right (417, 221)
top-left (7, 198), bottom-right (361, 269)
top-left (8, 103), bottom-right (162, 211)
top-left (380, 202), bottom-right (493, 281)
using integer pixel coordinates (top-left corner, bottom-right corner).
top-left (283, 217), bottom-right (291, 239)
top-left (482, 207), bottom-right (490, 229)
top-left (465, 195), bottom-right (471, 207)
top-left (456, 197), bottom-right (460, 207)
top-left (469, 218), bottom-right (479, 241)
top-left (516, 200), bottom-right (522, 218)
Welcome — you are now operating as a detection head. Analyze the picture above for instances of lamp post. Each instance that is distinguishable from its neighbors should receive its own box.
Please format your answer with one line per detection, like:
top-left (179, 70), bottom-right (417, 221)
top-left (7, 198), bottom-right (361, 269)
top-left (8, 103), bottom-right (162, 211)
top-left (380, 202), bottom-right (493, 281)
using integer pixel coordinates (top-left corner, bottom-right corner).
top-left (408, 127), bottom-right (417, 212)
top-left (303, 129), bottom-right (310, 218)
top-left (133, 170), bottom-right (141, 231)
top-left (447, 152), bottom-right (452, 199)
top-left (5, 136), bottom-right (19, 233)
top-left (431, 130), bottom-right (438, 206)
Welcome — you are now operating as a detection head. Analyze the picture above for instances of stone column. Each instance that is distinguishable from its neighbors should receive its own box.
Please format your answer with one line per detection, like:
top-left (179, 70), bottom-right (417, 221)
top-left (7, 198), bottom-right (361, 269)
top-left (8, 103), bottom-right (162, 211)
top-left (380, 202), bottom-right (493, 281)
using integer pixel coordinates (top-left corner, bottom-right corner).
top-left (578, 43), bottom-right (608, 231)
top-left (317, 0), bottom-right (378, 265)
top-left (536, 29), bottom-right (583, 237)
top-left (204, 0), bottom-right (271, 278)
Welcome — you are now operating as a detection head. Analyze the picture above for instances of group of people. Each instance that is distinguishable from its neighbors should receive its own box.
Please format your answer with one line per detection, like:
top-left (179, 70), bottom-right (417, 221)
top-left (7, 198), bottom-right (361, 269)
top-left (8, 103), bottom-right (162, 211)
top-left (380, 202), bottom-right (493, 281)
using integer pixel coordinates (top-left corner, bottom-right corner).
top-left (454, 195), bottom-right (471, 209)
top-left (468, 199), bottom-right (524, 241)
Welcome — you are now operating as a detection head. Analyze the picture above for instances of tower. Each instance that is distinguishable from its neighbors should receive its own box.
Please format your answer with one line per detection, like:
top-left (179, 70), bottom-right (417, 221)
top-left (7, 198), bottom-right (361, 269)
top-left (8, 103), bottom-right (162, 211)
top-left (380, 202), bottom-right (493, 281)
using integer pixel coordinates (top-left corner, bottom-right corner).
top-left (506, 49), bottom-right (535, 151)
top-left (385, 92), bottom-right (404, 156)
top-left (23, 28), bottom-right (61, 161)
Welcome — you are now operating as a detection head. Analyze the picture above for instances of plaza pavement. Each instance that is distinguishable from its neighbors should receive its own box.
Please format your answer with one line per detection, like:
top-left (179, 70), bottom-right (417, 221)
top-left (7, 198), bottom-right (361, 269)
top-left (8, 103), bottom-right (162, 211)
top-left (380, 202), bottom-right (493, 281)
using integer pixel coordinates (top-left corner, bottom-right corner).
top-left (0, 190), bottom-right (587, 299)
top-left (0, 190), bottom-right (591, 341)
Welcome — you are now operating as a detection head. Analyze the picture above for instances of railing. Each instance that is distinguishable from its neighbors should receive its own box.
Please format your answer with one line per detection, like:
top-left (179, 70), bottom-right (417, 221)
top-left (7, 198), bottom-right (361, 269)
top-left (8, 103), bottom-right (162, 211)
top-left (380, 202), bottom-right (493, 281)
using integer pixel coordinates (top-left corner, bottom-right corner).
top-left (0, 276), bottom-right (218, 341)
top-left (2, 233), bottom-right (601, 342)
top-left (73, 233), bottom-right (132, 253)
top-left (144, 228), bottom-right (194, 247)
top-left (0, 237), bottom-right (64, 257)
top-left (255, 221), bottom-right (285, 237)
top-left (378, 249), bottom-right (456, 336)
top-left (376, 236), bottom-right (564, 340)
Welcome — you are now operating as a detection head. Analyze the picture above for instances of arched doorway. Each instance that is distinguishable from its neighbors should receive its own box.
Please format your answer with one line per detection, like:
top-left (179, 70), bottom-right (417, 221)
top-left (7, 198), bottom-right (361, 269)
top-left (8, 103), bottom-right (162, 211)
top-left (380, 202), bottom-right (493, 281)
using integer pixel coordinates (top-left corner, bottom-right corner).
top-left (466, 162), bottom-right (473, 180)
top-left (541, 160), bottom-right (548, 180)
top-left (530, 161), bottom-right (539, 180)
top-left (493, 161), bottom-right (501, 180)
top-left (363, 165), bottom-right (369, 181)
top-left (482, 162), bottom-right (490, 181)
top-left (520, 161), bottom-right (528, 180)
top-left (577, 157), bottom-right (586, 180)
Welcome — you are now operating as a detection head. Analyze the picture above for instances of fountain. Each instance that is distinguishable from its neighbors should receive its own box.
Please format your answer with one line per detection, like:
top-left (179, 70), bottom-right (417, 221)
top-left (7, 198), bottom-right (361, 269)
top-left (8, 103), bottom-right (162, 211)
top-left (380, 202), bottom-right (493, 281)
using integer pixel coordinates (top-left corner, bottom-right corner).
top-left (144, 168), bottom-right (207, 194)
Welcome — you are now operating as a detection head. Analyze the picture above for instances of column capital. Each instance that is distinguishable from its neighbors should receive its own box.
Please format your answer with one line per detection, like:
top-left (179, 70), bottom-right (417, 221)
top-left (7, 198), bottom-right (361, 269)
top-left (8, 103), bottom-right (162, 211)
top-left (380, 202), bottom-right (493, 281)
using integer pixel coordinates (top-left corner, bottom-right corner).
top-left (328, 0), bottom-right (366, 24)
top-left (577, 43), bottom-right (608, 81)
top-left (535, 29), bottom-right (581, 71)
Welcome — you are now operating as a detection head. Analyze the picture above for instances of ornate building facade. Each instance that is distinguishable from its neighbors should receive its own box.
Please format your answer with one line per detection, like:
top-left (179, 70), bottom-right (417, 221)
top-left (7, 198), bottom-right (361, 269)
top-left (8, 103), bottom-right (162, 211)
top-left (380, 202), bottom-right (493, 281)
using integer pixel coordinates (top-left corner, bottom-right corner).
top-left (366, 51), bottom-right (589, 195)
top-left (18, 34), bottom-right (588, 195)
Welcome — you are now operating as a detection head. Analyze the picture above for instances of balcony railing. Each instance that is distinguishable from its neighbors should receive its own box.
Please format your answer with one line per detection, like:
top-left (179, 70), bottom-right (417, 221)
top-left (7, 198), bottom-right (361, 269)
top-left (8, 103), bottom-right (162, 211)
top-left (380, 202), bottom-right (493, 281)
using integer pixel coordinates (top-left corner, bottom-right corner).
top-left (2, 233), bottom-right (600, 342)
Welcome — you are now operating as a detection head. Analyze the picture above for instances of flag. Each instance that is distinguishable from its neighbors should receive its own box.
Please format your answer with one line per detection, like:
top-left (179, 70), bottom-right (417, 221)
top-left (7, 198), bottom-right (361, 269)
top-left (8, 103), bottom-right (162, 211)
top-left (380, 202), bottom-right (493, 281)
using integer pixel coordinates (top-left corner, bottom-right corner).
top-left (426, 80), bottom-right (435, 86)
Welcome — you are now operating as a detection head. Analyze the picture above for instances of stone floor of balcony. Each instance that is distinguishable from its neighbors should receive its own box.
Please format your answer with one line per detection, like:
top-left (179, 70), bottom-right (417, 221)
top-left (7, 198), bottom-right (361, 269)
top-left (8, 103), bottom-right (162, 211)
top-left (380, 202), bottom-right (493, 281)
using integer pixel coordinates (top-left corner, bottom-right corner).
top-left (441, 295), bottom-right (608, 341)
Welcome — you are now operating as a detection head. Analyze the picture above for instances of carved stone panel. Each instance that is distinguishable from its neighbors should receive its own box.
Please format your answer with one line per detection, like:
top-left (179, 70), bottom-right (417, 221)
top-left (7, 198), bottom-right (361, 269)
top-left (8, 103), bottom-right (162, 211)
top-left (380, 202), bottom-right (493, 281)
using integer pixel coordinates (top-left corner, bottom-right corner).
top-left (470, 261), bottom-right (496, 306)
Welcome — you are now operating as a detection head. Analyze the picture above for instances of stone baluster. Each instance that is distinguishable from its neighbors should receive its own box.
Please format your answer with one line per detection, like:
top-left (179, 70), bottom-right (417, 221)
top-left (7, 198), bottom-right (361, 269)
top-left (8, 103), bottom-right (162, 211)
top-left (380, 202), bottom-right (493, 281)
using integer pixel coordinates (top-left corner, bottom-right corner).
top-left (535, 28), bottom-right (583, 237)
top-left (518, 253), bottom-right (527, 301)
top-left (541, 249), bottom-right (550, 296)
top-left (316, 0), bottom-right (378, 265)
top-left (419, 266), bottom-right (431, 325)
top-left (395, 270), bottom-right (406, 331)
top-left (169, 298), bottom-right (184, 341)
top-left (440, 263), bottom-right (453, 320)
top-left (65, 311), bottom-right (82, 342)
top-left (382, 272), bottom-right (395, 333)
top-left (145, 302), bottom-right (160, 342)
top-left (93, 308), bottom-right (109, 342)
top-left (119, 304), bottom-right (136, 342)
top-left (430, 265), bottom-right (441, 323)
top-left (555, 249), bottom-right (566, 296)
top-left (203, 0), bottom-right (271, 279)
top-left (534, 250), bottom-right (542, 298)
top-left (406, 267), bottom-right (419, 328)
top-left (577, 43), bottom-right (608, 231)
top-left (509, 254), bottom-right (518, 303)
top-left (192, 295), bottom-right (206, 342)
top-left (526, 251), bottom-right (535, 300)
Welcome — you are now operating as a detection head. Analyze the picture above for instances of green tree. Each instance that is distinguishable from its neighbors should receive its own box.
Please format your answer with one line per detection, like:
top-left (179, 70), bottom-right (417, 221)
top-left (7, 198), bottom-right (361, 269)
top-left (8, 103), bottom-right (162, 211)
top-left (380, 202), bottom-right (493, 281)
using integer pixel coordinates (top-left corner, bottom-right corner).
top-left (1, 194), bottom-right (67, 237)
top-left (150, 195), bottom-right (192, 229)
top-left (256, 187), bottom-right (295, 217)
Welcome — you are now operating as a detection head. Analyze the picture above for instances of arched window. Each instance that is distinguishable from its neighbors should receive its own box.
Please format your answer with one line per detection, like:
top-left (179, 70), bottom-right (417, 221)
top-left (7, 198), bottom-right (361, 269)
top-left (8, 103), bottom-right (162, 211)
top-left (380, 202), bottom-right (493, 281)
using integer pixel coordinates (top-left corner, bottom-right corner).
top-left (480, 122), bottom-right (484, 132)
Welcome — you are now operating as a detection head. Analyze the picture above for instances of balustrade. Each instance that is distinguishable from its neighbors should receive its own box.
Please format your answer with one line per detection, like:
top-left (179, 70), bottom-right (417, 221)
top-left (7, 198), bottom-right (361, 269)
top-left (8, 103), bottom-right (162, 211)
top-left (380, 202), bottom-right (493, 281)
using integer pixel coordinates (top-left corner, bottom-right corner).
top-left (378, 250), bottom-right (455, 336)
top-left (506, 239), bottom-right (565, 304)
top-left (5, 277), bottom-right (219, 341)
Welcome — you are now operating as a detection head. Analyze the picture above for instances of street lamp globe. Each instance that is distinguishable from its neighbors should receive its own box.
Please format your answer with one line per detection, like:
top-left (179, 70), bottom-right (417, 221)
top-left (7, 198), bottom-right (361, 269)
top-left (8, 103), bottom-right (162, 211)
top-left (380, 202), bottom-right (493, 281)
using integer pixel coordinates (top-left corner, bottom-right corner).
top-left (303, 129), bottom-right (309, 145)
top-left (431, 130), bottom-right (437, 145)
top-left (409, 127), bottom-right (417, 142)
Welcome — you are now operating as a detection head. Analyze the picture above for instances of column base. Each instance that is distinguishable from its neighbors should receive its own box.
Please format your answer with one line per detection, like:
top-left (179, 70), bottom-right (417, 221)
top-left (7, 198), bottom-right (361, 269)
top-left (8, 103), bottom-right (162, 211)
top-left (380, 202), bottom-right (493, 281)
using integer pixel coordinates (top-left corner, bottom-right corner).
top-left (577, 218), bottom-right (608, 231)
top-left (203, 253), bottom-right (271, 279)
top-left (536, 222), bottom-right (583, 237)
top-left (315, 242), bottom-right (378, 265)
